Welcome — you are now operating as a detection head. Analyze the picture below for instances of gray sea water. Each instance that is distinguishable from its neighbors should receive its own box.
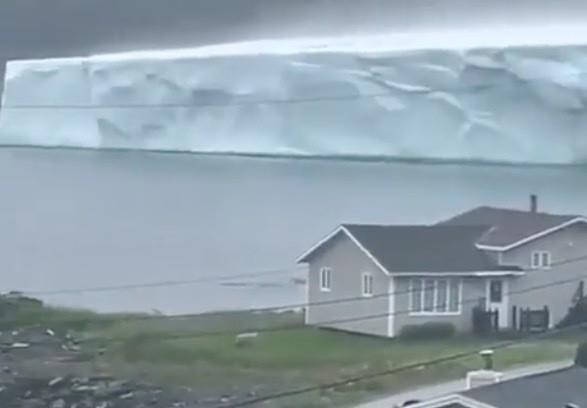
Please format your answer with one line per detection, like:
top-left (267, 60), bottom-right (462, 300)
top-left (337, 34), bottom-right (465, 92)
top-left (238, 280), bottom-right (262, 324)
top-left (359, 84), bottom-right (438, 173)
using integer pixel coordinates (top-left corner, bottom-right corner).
top-left (0, 147), bottom-right (586, 314)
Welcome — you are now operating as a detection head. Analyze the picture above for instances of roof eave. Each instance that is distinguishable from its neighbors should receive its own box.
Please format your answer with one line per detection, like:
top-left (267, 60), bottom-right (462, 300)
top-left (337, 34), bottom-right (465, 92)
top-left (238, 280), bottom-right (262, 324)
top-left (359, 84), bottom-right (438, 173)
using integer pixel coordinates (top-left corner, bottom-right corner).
top-left (295, 225), bottom-right (392, 276)
top-left (476, 216), bottom-right (587, 252)
top-left (392, 271), bottom-right (525, 277)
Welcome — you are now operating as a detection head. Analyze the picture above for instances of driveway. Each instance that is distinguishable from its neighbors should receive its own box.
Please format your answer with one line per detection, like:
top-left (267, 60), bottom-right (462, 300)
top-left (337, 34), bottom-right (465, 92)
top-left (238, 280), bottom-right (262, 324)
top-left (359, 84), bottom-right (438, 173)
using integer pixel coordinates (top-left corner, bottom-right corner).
top-left (353, 359), bottom-right (573, 408)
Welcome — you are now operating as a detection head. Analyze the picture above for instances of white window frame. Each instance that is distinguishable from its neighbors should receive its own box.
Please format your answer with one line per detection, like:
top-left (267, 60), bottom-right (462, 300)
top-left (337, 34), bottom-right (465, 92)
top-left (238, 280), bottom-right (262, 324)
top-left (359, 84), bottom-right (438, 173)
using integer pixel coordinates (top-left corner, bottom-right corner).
top-left (409, 278), bottom-right (463, 316)
top-left (531, 250), bottom-right (551, 269)
top-left (362, 272), bottom-right (374, 297)
top-left (319, 267), bottom-right (332, 292)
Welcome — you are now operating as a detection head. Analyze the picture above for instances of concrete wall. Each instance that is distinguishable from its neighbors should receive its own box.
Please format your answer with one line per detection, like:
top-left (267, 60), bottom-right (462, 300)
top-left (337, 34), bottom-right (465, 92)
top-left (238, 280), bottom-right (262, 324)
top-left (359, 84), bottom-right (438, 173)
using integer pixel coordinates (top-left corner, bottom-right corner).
top-left (305, 231), bottom-right (391, 337)
top-left (502, 222), bottom-right (587, 327)
top-left (393, 276), bottom-right (486, 335)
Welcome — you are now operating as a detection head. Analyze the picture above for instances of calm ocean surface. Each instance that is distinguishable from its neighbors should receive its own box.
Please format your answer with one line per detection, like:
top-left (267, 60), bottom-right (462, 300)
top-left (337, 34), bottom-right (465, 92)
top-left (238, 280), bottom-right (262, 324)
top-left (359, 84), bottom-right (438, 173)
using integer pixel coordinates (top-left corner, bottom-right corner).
top-left (0, 147), bottom-right (586, 314)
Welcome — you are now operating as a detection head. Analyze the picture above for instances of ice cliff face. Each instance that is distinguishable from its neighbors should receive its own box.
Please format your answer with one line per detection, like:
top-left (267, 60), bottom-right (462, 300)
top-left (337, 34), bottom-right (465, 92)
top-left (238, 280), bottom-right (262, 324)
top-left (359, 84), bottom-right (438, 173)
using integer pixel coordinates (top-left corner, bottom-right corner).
top-left (3, 32), bottom-right (587, 164)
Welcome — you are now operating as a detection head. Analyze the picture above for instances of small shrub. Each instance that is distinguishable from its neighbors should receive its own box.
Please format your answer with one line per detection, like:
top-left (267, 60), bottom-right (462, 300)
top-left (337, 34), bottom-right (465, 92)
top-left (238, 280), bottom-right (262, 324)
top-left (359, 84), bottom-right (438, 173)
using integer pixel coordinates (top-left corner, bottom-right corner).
top-left (558, 298), bottom-right (587, 328)
top-left (472, 306), bottom-right (494, 336)
top-left (575, 342), bottom-right (587, 368)
top-left (399, 322), bottom-right (456, 340)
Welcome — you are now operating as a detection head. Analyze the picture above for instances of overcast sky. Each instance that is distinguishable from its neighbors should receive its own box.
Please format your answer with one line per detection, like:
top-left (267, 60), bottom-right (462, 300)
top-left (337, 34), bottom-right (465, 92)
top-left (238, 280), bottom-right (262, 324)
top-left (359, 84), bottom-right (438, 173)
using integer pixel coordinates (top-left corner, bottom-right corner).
top-left (2, 0), bottom-right (587, 59)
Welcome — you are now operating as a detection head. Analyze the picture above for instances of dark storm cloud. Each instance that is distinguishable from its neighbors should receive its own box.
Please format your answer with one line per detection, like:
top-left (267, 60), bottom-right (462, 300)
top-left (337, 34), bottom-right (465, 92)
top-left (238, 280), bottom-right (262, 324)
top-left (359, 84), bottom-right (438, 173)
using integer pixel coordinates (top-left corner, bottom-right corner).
top-left (1, 0), bottom-right (587, 97)
top-left (2, 0), bottom-right (587, 59)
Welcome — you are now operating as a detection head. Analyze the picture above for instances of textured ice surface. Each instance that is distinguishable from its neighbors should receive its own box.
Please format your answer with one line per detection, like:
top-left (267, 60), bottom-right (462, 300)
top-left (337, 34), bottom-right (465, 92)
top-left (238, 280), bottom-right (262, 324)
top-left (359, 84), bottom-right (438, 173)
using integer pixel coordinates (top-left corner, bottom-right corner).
top-left (3, 30), bottom-right (587, 164)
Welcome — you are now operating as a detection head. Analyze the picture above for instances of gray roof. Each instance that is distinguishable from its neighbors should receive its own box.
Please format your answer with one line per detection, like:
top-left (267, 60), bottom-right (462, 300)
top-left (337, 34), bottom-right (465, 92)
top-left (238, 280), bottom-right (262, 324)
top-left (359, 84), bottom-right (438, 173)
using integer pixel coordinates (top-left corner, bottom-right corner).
top-left (343, 224), bottom-right (519, 273)
top-left (439, 206), bottom-right (581, 248)
top-left (461, 365), bottom-right (587, 408)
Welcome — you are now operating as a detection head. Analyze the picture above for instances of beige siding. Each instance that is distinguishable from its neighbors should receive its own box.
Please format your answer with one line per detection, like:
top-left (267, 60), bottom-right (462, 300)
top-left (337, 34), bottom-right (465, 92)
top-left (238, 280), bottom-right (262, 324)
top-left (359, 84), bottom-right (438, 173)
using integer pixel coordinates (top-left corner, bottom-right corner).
top-left (392, 277), bottom-right (486, 334)
top-left (305, 231), bottom-right (391, 337)
top-left (502, 222), bottom-right (587, 327)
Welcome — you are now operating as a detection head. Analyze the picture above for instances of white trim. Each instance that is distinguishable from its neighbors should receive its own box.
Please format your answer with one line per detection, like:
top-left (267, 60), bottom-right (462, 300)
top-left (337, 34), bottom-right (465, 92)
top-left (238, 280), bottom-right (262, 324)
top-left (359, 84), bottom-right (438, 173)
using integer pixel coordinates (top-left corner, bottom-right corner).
top-left (397, 271), bottom-right (524, 277)
top-left (296, 225), bottom-right (342, 263)
top-left (407, 393), bottom-right (497, 408)
top-left (475, 217), bottom-right (587, 252)
top-left (361, 272), bottom-right (374, 297)
top-left (388, 277), bottom-right (395, 337)
top-left (409, 311), bottom-right (463, 317)
top-left (485, 278), bottom-right (510, 329)
top-left (296, 225), bottom-right (345, 263)
top-left (409, 278), bottom-right (463, 316)
top-left (319, 267), bottom-right (332, 292)
top-left (472, 271), bottom-right (525, 277)
top-left (304, 268), bottom-right (310, 324)
top-left (531, 250), bottom-right (551, 270)
top-left (296, 225), bottom-right (392, 275)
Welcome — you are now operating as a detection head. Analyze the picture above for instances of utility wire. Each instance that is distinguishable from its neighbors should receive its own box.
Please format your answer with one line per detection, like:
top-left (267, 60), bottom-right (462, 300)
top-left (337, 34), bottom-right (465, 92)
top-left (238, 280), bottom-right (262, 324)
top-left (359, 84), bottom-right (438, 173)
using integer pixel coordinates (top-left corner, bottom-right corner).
top-left (0, 91), bottom-right (407, 110)
top-left (21, 265), bottom-right (303, 296)
top-left (12, 253), bottom-right (587, 330)
top-left (2, 67), bottom-right (587, 111)
top-left (72, 264), bottom-right (587, 344)
top-left (223, 320), bottom-right (587, 408)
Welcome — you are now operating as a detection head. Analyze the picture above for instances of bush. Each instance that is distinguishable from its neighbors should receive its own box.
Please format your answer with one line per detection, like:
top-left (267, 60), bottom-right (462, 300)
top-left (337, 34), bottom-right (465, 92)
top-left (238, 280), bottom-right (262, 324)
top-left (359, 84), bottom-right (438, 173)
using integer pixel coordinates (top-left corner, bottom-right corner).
top-left (575, 342), bottom-right (587, 368)
top-left (558, 298), bottom-right (587, 328)
top-left (399, 322), bottom-right (456, 340)
top-left (472, 306), bottom-right (495, 336)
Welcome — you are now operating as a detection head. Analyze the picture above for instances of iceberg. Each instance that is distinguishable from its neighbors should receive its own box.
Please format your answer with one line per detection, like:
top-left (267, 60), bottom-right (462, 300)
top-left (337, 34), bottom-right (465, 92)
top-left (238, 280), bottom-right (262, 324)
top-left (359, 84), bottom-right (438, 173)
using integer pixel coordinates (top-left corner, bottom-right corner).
top-left (3, 28), bottom-right (587, 164)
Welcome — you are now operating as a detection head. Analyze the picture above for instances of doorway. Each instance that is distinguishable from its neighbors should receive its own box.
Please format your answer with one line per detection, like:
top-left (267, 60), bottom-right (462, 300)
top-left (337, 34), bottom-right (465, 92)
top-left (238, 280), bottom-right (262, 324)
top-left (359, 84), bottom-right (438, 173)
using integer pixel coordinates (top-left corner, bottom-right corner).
top-left (486, 279), bottom-right (509, 329)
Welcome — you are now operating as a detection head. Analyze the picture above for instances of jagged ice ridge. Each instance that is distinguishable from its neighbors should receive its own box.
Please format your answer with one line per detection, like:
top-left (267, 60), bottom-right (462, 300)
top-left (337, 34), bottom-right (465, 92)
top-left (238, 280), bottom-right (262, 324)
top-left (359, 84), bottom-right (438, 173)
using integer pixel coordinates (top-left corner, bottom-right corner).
top-left (3, 29), bottom-right (587, 164)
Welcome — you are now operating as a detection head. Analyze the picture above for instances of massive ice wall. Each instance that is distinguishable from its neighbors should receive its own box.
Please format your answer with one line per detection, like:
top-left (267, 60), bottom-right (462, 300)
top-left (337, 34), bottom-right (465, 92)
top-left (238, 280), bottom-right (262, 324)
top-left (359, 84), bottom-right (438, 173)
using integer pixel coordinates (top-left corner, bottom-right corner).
top-left (3, 32), bottom-right (587, 164)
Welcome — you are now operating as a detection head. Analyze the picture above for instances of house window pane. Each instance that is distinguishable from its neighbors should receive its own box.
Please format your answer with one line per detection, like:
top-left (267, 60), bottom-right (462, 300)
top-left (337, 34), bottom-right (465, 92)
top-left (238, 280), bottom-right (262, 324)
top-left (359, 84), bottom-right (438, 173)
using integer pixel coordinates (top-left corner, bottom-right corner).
top-left (436, 280), bottom-right (448, 312)
top-left (423, 279), bottom-right (435, 312)
top-left (449, 280), bottom-right (460, 312)
top-left (541, 252), bottom-right (551, 268)
top-left (532, 252), bottom-right (541, 269)
top-left (362, 273), bottom-right (373, 296)
top-left (411, 279), bottom-right (422, 312)
top-left (320, 267), bottom-right (331, 291)
top-left (490, 280), bottom-right (503, 303)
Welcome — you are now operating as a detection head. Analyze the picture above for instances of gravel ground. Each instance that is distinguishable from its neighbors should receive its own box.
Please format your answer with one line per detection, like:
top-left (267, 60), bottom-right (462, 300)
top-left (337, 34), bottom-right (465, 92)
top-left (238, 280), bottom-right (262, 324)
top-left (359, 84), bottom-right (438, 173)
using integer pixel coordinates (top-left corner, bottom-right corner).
top-left (0, 326), bottom-right (260, 408)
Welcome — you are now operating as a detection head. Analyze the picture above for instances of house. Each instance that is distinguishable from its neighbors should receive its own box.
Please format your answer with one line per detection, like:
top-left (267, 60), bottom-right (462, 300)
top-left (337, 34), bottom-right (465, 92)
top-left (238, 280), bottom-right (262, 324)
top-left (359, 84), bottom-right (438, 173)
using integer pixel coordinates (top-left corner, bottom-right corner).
top-left (405, 363), bottom-right (587, 408)
top-left (296, 196), bottom-right (587, 337)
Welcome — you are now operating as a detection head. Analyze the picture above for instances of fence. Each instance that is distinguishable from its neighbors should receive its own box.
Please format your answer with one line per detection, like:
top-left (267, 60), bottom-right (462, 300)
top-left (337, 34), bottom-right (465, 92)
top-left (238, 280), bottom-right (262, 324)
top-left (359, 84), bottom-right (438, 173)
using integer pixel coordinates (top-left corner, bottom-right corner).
top-left (512, 305), bottom-right (550, 332)
top-left (472, 306), bottom-right (499, 335)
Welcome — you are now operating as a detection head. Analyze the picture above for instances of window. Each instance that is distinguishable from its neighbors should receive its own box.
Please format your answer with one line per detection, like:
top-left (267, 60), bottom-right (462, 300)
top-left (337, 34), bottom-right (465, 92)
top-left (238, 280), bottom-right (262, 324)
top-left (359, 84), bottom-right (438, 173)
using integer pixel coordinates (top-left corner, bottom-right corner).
top-left (531, 251), bottom-right (551, 269)
top-left (489, 280), bottom-right (503, 303)
top-left (449, 280), bottom-right (460, 312)
top-left (319, 267), bottom-right (332, 291)
top-left (423, 279), bottom-right (435, 312)
top-left (436, 280), bottom-right (448, 312)
top-left (410, 278), bottom-right (462, 315)
top-left (411, 279), bottom-right (423, 312)
top-left (362, 273), bottom-right (373, 297)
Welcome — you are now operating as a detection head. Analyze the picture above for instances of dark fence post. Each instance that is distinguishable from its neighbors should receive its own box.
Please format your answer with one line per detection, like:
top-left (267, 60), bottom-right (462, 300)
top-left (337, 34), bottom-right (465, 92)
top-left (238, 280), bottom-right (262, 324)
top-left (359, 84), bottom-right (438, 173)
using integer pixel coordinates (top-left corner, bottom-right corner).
top-left (544, 305), bottom-right (550, 330)
top-left (512, 306), bottom-right (517, 331)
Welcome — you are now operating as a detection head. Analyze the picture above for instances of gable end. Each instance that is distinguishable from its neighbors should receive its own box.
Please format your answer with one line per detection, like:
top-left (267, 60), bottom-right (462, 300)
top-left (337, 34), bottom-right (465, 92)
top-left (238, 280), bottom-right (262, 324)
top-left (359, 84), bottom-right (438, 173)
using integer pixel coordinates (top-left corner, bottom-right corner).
top-left (296, 226), bottom-right (391, 275)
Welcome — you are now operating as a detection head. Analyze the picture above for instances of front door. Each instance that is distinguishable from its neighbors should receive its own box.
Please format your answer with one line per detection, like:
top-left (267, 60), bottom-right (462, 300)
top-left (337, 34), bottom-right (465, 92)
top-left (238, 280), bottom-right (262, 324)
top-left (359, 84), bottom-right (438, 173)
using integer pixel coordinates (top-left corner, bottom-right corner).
top-left (486, 279), bottom-right (509, 329)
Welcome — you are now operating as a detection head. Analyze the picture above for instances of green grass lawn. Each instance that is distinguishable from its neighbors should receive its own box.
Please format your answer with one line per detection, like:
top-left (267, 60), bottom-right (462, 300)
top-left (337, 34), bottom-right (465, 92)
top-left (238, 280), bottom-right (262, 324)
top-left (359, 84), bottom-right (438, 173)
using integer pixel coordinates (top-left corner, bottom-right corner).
top-left (81, 310), bottom-right (581, 407)
top-left (1, 298), bottom-right (582, 408)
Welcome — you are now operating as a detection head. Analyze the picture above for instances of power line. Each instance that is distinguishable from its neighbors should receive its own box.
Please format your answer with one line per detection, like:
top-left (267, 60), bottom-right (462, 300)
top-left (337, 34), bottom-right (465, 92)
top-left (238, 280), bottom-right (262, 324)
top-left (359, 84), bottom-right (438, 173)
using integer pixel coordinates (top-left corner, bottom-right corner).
top-left (13, 253), bottom-right (587, 330)
top-left (0, 91), bottom-right (401, 110)
top-left (6, 258), bottom-right (585, 404)
top-left (73, 264), bottom-right (587, 344)
top-left (20, 265), bottom-right (304, 296)
top-left (2, 70), bottom-right (586, 111)
top-left (223, 320), bottom-right (587, 408)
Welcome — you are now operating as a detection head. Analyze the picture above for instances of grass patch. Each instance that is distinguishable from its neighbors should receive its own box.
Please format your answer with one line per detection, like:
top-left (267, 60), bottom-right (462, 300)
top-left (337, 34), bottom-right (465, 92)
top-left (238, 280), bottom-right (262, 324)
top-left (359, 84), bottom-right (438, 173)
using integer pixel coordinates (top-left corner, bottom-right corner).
top-left (94, 310), bottom-right (581, 401)
top-left (1, 297), bottom-right (582, 407)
